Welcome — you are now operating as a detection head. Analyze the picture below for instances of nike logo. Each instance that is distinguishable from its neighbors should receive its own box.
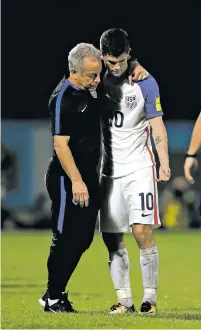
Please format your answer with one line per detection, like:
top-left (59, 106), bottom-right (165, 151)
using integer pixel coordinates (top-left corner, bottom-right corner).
top-left (48, 308), bottom-right (56, 313)
top-left (81, 105), bottom-right (87, 112)
top-left (142, 213), bottom-right (151, 217)
top-left (106, 93), bottom-right (112, 100)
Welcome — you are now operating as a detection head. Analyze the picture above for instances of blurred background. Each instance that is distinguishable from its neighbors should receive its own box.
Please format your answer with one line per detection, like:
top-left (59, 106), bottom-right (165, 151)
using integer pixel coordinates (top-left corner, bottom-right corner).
top-left (1, 0), bottom-right (201, 230)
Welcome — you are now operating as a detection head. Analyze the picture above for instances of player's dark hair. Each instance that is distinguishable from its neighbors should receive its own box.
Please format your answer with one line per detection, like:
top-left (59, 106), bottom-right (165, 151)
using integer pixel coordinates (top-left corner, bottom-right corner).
top-left (100, 28), bottom-right (130, 57)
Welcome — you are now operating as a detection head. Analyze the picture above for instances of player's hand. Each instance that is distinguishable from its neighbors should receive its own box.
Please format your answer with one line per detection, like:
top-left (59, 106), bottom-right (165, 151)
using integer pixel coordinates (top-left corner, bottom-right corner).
top-left (184, 157), bottom-right (198, 184)
top-left (72, 180), bottom-right (89, 207)
top-left (129, 65), bottom-right (149, 83)
top-left (157, 161), bottom-right (171, 183)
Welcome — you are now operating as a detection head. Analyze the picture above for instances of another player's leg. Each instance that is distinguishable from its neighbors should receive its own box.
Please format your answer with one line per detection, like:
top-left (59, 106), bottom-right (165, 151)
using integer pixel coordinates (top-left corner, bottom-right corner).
top-left (102, 233), bottom-right (136, 314)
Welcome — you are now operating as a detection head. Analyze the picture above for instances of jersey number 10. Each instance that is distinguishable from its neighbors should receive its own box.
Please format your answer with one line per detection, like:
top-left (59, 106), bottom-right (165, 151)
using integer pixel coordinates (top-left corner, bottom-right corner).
top-left (139, 192), bottom-right (154, 211)
top-left (109, 111), bottom-right (124, 128)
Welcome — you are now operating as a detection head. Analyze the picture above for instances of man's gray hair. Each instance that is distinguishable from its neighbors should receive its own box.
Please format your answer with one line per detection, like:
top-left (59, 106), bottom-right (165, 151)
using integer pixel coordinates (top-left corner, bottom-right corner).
top-left (68, 43), bottom-right (101, 74)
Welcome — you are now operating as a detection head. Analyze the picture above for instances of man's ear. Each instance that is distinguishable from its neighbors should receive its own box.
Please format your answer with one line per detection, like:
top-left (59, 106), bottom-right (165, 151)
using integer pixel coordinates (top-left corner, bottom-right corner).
top-left (71, 70), bottom-right (79, 79)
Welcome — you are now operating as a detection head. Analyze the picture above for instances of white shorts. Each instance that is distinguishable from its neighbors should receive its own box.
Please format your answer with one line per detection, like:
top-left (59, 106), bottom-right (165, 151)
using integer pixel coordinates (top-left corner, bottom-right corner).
top-left (99, 166), bottom-right (161, 233)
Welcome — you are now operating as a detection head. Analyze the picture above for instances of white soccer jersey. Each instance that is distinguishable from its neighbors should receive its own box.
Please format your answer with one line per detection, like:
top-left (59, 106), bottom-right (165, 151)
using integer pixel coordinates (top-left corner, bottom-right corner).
top-left (100, 75), bottom-right (163, 178)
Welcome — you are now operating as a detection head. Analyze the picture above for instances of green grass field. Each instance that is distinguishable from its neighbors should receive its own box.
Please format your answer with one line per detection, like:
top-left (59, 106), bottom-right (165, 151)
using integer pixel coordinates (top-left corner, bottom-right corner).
top-left (1, 230), bottom-right (201, 329)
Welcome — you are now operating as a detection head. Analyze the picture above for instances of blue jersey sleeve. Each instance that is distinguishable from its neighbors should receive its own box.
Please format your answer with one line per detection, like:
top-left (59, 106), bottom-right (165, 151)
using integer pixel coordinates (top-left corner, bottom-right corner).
top-left (137, 76), bottom-right (164, 119)
top-left (49, 81), bottom-right (78, 137)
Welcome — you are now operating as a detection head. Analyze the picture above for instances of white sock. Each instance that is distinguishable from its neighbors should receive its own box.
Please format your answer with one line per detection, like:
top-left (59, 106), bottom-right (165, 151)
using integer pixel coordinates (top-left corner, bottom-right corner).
top-left (140, 246), bottom-right (159, 305)
top-left (109, 248), bottom-right (133, 308)
top-left (48, 298), bottom-right (59, 306)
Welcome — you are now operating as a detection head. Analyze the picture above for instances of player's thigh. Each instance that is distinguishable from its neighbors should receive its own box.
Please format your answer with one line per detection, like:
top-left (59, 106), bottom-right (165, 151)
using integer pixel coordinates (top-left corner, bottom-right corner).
top-left (99, 175), bottom-right (128, 233)
top-left (124, 166), bottom-right (160, 228)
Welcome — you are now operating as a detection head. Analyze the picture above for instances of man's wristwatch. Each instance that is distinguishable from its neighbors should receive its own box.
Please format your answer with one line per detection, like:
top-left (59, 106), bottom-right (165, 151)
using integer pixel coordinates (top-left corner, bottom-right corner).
top-left (185, 153), bottom-right (197, 158)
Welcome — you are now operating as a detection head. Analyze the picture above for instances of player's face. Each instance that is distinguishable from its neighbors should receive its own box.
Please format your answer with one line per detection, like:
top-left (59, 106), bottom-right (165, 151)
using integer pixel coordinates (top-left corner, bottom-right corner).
top-left (78, 58), bottom-right (102, 90)
top-left (103, 53), bottom-right (130, 77)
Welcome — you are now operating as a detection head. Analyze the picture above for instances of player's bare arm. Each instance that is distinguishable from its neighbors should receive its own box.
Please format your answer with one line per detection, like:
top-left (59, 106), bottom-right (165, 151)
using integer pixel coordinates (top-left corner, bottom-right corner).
top-left (186, 112), bottom-right (201, 154)
top-left (184, 112), bottom-right (201, 184)
top-left (149, 116), bottom-right (171, 182)
top-left (54, 135), bottom-right (89, 207)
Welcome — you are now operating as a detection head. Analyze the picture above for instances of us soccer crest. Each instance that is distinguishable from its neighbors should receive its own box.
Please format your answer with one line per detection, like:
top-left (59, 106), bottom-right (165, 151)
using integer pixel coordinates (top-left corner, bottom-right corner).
top-left (125, 95), bottom-right (137, 110)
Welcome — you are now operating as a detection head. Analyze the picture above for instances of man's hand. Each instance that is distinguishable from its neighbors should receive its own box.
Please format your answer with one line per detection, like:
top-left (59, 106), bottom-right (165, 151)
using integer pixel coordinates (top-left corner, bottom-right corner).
top-left (72, 179), bottom-right (89, 207)
top-left (129, 65), bottom-right (149, 83)
top-left (184, 157), bottom-right (198, 184)
top-left (157, 160), bottom-right (171, 183)
top-left (184, 112), bottom-right (201, 183)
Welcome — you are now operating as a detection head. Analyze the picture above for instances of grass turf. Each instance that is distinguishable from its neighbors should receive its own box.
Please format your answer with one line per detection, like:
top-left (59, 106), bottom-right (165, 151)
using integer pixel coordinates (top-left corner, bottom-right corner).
top-left (1, 230), bottom-right (201, 329)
